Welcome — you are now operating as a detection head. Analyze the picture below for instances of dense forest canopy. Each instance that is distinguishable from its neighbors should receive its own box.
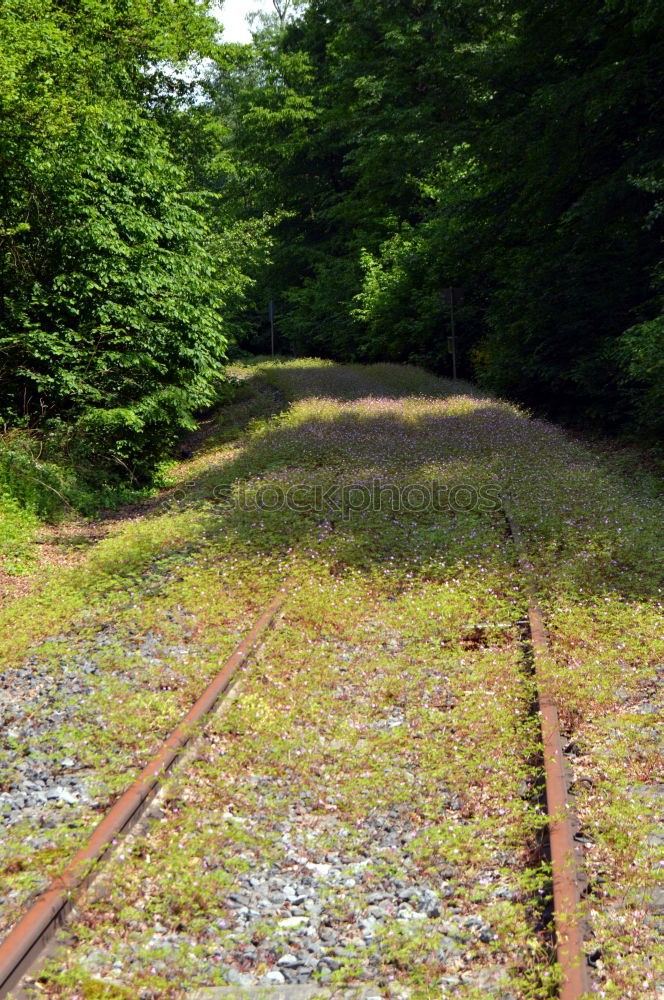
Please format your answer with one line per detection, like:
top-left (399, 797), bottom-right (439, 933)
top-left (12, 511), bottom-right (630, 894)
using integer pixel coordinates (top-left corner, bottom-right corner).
top-left (1, 0), bottom-right (662, 497)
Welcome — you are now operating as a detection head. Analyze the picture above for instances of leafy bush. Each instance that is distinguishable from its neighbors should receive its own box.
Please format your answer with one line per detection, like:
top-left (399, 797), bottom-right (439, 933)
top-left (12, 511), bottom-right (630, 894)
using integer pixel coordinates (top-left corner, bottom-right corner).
top-left (284, 256), bottom-right (363, 359)
top-left (0, 434), bottom-right (75, 520)
top-left (0, 494), bottom-right (40, 575)
top-left (617, 313), bottom-right (664, 436)
top-left (0, 0), bottom-right (234, 485)
top-left (353, 232), bottom-right (448, 366)
top-left (0, 110), bottom-right (229, 480)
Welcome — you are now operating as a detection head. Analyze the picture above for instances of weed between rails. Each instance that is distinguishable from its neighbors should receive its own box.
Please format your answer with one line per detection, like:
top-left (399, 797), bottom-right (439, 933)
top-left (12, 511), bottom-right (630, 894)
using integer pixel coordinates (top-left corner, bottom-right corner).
top-left (514, 619), bottom-right (557, 960)
top-left (40, 599), bottom-right (552, 999)
top-left (1, 361), bottom-right (662, 999)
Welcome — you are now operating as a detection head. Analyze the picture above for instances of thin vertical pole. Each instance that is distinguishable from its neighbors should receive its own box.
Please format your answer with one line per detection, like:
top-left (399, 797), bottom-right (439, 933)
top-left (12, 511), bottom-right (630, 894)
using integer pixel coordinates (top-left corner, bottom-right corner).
top-left (269, 300), bottom-right (275, 358)
top-left (449, 288), bottom-right (457, 382)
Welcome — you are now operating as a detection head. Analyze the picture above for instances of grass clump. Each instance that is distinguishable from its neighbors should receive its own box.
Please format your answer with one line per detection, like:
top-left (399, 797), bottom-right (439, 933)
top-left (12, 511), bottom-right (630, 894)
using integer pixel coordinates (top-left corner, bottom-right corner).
top-left (2, 361), bottom-right (662, 999)
top-left (0, 494), bottom-right (40, 574)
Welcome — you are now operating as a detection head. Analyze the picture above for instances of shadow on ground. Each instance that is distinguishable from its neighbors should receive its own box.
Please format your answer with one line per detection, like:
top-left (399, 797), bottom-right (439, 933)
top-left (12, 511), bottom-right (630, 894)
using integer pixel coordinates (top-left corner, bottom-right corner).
top-left (125, 361), bottom-right (664, 607)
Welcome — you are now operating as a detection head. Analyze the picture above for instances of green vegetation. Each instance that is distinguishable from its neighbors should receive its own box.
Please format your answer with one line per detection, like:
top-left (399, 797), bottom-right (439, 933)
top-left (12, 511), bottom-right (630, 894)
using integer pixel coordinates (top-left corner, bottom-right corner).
top-left (0, 0), bottom-right (662, 994)
top-left (1, 364), bottom-right (660, 999)
top-left (0, 493), bottom-right (39, 574)
top-left (204, 0), bottom-right (664, 439)
top-left (0, 0), bottom-right (258, 514)
top-left (2, 0), bottom-right (662, 542)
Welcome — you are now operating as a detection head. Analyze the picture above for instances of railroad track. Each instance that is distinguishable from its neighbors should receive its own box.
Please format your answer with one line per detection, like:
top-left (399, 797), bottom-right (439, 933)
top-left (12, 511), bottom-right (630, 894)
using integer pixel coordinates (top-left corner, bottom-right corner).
top-left (0, 510), bottom-right (589, 1000)
top-left (0, 590), bottom-right (289, 997)
top-left (503, 507), bottom-right (587, 1000)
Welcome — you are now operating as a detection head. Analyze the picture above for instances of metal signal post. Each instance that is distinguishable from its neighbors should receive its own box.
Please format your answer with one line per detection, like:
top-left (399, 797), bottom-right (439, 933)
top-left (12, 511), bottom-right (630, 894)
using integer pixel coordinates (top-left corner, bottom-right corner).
top-left (449, 287), bottom-right (457, 382)
top-left (443, 286), bottom-right (463, 382)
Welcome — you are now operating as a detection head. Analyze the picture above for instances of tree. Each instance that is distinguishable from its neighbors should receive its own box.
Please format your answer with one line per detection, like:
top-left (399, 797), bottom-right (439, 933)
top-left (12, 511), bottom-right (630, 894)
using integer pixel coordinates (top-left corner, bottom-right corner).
top-left (0, 0), bottom-right (241, 479)
top-left (213, 0), bottom-right (664, 434)
top-left (247, 0), bottom-right (307, 34)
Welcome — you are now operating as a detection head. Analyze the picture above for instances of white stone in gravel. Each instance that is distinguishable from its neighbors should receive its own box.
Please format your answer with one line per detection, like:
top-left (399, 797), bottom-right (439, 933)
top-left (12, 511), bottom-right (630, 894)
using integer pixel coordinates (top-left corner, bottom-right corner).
top-left (305, 862), bottom-right (331, 877)
top-left (397, 907), bottom-right (426, 922)
top-left (277, 954), bottom-right (300, 967)
top-left (278, 917), bottom-right (309, 929)
top-left (263, 970), bottom-right (286, 984)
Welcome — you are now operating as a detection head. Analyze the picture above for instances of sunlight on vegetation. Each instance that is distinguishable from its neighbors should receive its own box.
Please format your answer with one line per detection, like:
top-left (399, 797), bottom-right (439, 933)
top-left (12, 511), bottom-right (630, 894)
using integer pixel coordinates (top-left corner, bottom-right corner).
top-left (0, 0), bottom-right (662, 996)
top-left (0, 363), bottom-right (660, 999)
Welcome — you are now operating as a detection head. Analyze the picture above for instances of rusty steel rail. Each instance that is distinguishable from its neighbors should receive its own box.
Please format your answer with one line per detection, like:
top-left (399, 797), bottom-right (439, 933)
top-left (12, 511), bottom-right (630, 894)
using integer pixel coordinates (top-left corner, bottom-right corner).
top-left (505, 507), bottom-right (589, 1000)
top-left (0, 515), bottom-right (589, 1000)
top-left (0, 587), bottom-right (288, 998)
top-left (528, 602), bottom-right (588, 1000)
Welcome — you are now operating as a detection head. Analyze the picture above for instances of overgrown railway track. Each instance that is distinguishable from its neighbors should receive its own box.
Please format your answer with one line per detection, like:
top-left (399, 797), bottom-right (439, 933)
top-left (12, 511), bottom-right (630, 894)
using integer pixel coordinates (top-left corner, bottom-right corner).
top-left (1, 361), bottom-right (660, 999)
top-left (0, 509), bottom-right (589, 1000)
top-left (0, 589), bottom-right (289, 997)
